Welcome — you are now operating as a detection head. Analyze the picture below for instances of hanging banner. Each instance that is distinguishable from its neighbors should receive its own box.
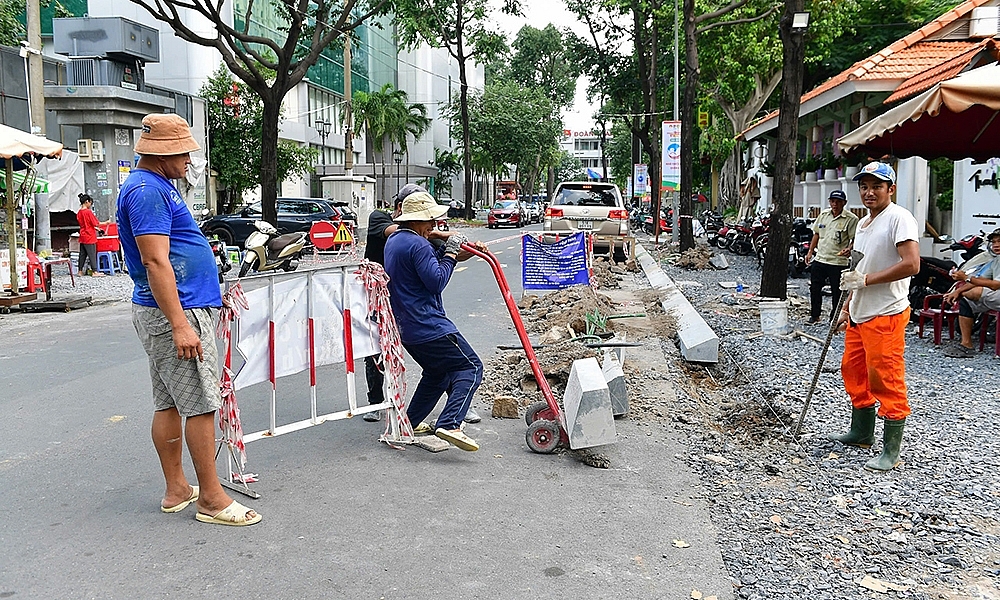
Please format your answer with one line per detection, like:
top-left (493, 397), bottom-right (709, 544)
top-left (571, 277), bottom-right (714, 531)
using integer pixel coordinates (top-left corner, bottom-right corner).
top-left (634, 164), bottom-right (648, 196)
top-left (522, 233), bottom-right (589, 291)
top-left (661, 121), bottom-right (681, 192)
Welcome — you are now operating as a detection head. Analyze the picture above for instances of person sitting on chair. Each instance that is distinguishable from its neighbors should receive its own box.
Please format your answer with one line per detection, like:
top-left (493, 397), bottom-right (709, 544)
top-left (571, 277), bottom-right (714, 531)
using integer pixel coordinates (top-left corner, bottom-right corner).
top-left (943, 228), bottom-right (1000, 358)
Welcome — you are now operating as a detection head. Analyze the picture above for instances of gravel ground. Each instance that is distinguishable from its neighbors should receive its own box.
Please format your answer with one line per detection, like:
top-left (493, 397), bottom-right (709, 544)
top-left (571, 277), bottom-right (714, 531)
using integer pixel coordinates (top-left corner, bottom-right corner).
top-left (646, 241), bottom-right (1000, 600)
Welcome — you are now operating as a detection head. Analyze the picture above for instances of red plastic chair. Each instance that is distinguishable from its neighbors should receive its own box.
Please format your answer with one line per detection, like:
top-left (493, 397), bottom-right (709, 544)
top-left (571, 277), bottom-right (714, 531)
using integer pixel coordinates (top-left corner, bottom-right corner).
top-left (917, 294), bottom-right (958, 345)
top-left (24, 249), bottom-right (46, 295)
top-left (978, 309), bottom-right (1000, 357)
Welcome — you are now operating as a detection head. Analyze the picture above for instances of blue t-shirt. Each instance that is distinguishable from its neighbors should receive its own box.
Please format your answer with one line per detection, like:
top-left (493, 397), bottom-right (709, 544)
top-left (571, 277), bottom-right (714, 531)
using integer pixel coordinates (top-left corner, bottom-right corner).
top-left (117, 169), bottom-right (222, 309)
top-left (384, 228), bottom-right (458, 345)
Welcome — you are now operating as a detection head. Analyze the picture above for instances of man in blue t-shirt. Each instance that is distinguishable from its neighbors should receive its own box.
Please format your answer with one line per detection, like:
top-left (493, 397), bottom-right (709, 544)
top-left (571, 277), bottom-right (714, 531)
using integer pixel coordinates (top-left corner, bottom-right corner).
top-left (384, 186), bottom-right (487, 451)
top-left (118, 114), bottom-right (260, 526)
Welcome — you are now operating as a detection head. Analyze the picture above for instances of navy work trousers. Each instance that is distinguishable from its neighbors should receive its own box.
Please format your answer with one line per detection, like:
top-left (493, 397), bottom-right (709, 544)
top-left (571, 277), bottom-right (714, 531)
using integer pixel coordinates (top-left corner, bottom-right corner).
top-left (403, 332), bottom-right (482, 431)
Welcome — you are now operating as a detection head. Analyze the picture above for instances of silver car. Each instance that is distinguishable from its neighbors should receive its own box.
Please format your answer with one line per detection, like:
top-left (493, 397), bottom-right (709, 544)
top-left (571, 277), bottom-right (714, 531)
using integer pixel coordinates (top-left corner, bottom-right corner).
top-left (543, 182), bottom-right (631, 260)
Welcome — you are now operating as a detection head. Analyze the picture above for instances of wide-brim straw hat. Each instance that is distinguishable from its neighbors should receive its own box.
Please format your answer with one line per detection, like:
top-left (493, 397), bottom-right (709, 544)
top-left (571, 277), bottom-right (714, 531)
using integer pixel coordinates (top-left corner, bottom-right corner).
top-left (394, 192), bottom-right (449, 222)
top-left (134, 113), bottom-right (201, 156)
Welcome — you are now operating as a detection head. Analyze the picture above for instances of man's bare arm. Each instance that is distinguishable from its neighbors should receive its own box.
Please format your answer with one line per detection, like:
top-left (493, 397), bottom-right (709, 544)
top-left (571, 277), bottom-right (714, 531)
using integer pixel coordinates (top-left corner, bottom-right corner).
top-left (865, 240), bottom-right (920, 286)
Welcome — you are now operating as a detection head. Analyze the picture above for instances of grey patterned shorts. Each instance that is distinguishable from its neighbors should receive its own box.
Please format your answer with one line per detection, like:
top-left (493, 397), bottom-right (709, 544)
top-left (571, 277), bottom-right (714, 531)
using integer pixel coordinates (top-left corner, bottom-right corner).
top-left (132, 304), bottom-right (222, 417)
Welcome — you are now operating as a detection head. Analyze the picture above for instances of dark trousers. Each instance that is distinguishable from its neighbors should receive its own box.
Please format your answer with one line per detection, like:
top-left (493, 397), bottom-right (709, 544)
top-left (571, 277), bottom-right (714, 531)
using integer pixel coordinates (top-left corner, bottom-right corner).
top-left (403, 332), bottom-right (483, 431)
top-left (810, 260), bottom-right (847, 320)
top-left (365, 355), bottom-right (385, 405)
top-left (78, 243), bottom-right (98, 274)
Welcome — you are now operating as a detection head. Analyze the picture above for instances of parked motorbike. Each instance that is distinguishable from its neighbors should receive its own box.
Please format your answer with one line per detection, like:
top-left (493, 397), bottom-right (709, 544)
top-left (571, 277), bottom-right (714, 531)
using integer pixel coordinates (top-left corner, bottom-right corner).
top-left (238, 220), bottom-right (308, 278)
top-left (208, 238), bottom-right (232, 286)
top-left (908, 232), bottom-right (987, 313)
top-left (752, 217), bottom-right (813, 276)
top-left (701, 210), bottom-right (725, 246)
top-left (643, 208), bottom-right (673, 235)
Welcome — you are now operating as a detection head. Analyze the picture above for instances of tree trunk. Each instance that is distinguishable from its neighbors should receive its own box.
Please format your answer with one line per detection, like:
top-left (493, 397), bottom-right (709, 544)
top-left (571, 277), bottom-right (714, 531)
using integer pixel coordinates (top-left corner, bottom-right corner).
top-left (760, 0), bottom-right (806, 299)
top-left (680, 0), bottom-right (698, 250)
top-left (719, 146), bottom-right (741, 213)
top-left (261, 96), bottom-right (281, 226)
top-left (546, 166), bottom-right (554, 200)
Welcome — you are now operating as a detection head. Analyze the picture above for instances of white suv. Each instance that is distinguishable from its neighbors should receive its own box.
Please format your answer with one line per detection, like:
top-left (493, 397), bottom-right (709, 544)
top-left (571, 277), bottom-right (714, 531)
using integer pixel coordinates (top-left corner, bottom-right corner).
top-left (543, 182), bottom-right (630, 260)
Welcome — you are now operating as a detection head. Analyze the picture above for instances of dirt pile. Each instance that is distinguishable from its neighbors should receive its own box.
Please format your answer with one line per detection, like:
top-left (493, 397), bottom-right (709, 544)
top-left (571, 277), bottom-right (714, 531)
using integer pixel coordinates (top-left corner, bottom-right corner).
top-left (517, 285), bottom-right (618, 336)
top-left (673, 245), bottom-right (716, 270)
top-left (478, 340), bottom-right (598, 410)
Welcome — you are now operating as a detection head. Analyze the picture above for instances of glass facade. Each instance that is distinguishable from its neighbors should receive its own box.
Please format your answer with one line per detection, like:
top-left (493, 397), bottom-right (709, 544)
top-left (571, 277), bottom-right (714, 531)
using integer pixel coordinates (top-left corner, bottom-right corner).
top-left (231, 1), bottom-right (396, 99)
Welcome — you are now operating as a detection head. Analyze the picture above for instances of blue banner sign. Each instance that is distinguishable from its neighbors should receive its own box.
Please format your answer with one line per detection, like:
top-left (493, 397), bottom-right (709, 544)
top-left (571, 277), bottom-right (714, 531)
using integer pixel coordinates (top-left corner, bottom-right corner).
top-left (522, 233), bottom-right (590, 291)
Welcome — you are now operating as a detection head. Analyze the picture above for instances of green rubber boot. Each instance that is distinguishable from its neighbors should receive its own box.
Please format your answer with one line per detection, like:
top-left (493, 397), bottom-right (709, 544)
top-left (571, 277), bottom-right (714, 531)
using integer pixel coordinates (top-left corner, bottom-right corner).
top-left (827, 406), bottom-right (876, 448)
top-left (865, 418), bottom-right (905, 471)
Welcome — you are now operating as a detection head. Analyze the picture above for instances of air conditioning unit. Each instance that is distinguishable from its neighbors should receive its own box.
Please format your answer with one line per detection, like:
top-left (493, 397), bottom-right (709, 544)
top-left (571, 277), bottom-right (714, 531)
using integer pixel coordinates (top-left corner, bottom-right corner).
top-left (970, 6), bottom-right (999, 37)
top-left (91, 140), bottom-right (105, 162)
top-left (77, 138), bottom-right (92, 161)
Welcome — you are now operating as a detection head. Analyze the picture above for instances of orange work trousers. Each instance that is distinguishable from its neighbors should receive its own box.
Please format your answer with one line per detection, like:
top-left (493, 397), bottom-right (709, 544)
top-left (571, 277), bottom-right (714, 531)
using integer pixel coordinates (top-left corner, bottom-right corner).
top-left (841, 308), bottom-right (911, 421)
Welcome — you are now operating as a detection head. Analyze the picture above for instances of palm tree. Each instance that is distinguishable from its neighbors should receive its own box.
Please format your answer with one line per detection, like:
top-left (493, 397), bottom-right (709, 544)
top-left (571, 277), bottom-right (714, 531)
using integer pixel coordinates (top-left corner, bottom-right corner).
top-left (348, 83), bottom-right (405, 207)
top-left (395, 103), bottom-right (432, 183)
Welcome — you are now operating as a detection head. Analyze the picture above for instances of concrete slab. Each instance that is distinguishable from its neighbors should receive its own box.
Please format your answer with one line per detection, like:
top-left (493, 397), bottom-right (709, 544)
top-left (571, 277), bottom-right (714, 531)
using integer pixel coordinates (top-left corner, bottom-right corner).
top-left (635, 244), bottom-right (720, 363)
top-left (563, 357), bottom-right (617, 449)
top-left (602, 349), bottom-right (628, 417)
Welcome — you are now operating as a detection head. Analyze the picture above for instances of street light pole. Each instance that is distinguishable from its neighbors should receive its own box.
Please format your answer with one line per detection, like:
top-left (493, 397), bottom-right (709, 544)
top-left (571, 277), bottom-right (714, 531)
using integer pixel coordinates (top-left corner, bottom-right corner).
top-left (315, 119), bottom-right (331, 167)
top-left (393, 151), bottom-right (403, 195)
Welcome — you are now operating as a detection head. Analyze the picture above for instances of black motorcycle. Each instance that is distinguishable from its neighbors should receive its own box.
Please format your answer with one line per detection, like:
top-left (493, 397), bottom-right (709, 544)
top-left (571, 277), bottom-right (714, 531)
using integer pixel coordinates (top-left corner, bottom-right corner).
top-left (701, 210), bottom-right (725, 246)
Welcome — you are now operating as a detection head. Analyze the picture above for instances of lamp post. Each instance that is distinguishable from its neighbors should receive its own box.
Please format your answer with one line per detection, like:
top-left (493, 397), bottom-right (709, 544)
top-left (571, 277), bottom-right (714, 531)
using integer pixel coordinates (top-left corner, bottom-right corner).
top-left (315, 118), bottom-right (331, 167)
top-left (393, 150), bottom-right (403, 195)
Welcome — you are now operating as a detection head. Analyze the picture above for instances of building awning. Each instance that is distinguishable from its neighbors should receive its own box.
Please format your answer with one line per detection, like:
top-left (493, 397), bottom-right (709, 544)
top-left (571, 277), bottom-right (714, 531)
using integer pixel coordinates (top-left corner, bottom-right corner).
top-left (0, 170), bottom-right (50, 193)
top-left (837, 63), bottom-right (1000, 161)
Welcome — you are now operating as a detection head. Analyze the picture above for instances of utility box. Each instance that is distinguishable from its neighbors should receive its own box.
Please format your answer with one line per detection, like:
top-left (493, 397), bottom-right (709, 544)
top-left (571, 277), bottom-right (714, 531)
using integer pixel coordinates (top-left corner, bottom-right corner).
top-left (53, 17), bottom-right (160, 63)
top-left (322, 175), bottom-right (377, 235)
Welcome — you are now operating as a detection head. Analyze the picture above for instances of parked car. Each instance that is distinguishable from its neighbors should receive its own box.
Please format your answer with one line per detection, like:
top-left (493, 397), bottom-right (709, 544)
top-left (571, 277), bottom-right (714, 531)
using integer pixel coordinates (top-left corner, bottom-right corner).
top-left (487, 200), bottom-right (527, 229)
top-left (524, 201), bottom-right (543, 223)
top-left (543, 181), bottom-right (630, 261)
top-left (201, 197), bottom-right (355, 248)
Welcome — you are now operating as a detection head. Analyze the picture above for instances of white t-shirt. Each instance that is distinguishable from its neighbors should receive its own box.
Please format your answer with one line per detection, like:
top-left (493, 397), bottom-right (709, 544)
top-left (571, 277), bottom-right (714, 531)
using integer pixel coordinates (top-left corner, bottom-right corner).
top-left (849, 202), bottom-right (919, 323)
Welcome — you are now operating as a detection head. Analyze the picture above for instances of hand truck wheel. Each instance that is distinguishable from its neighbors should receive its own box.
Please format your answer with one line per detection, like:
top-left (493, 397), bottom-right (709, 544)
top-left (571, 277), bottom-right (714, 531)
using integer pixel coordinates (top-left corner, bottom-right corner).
top-left (524, 400), bottom-right (551, 426)
top-left (526, 419), bottom-right (560, 454)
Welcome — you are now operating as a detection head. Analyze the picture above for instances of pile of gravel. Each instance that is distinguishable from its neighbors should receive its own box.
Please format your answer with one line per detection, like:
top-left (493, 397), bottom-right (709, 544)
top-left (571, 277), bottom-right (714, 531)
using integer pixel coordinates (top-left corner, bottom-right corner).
top-left (649, 243), bottom-right (1000, 600)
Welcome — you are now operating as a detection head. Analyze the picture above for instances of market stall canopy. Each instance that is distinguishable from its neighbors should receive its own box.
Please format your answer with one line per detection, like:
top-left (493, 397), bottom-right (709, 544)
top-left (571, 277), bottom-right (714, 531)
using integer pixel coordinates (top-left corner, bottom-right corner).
top-left (0, 123), bottom-right (63, 166)
top-left (837, 63), bottom-right (1000, 162)
top-left (0, 170), bottom-right (50, 193)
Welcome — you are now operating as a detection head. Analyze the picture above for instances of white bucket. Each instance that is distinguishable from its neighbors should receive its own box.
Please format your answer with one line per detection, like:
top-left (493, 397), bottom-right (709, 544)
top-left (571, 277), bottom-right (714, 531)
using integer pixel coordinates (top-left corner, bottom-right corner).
top-left (759, 299), bottom-right (791, 335)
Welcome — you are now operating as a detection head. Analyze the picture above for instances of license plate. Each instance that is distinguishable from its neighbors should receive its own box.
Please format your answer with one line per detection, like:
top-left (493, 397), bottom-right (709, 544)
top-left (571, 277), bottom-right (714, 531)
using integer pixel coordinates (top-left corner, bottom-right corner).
top-left (577, 220), bottom-right (593, 230)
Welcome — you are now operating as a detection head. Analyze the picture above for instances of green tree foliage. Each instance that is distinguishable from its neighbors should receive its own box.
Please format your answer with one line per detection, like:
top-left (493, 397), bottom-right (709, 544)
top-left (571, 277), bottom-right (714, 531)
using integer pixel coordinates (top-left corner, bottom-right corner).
top-left (554, 150), bottom-right (586, 185)
top-left (433, 147), bottom-right (463, 197)
top-left (502, 24), bottom-right (578, 109)
top-left (1, 0), bottom-right (70, 46)
top-left (200, 65), bottom-right (317, 214)
top-left (460, 80), bottom-right (561, 200)
top-left (396, 0), bottom-right (520, 217)
top-left (348, 83), bottom-right (430, 205)
top-left (133, 0), bottom-right (390, 226)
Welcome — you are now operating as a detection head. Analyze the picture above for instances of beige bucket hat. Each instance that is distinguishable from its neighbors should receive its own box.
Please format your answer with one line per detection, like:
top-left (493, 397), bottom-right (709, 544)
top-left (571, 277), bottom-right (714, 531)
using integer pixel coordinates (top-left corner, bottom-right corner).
top-left (134, 113), bottom-right (201, 156)
top-left (394, 191), bottom-right (448, 222)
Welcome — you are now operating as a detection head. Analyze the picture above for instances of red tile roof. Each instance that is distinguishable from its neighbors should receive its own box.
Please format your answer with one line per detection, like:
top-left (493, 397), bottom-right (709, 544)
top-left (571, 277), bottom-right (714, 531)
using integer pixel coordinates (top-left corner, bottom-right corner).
top-left (742, 0), bottom-right (996, 134)
top-left (884, 39), bottom-right (1000, 102)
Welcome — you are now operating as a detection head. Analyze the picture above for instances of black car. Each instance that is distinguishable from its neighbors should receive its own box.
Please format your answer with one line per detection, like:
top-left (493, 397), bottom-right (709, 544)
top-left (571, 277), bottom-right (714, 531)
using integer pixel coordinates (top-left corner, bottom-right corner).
top-left (200, 197), bottom-right (356, 248)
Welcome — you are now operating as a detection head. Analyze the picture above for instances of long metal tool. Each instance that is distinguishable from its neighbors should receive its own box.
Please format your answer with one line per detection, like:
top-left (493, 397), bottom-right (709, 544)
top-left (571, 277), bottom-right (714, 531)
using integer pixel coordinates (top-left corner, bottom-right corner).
top-left (793, 250), bottom-right (863, 437)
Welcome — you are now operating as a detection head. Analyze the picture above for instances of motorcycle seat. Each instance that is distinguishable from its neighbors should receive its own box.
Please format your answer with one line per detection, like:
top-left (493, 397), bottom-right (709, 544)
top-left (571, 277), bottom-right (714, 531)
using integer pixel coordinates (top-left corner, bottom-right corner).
top-left (267, 233), bottom-right (303, 254)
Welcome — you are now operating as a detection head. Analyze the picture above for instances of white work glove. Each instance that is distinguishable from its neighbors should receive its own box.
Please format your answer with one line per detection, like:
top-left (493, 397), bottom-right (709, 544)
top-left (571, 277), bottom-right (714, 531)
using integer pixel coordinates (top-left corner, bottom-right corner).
top-left (840, 270), bottom-right (867, 291)
top-left (444, 232), bottom-right (469, 256)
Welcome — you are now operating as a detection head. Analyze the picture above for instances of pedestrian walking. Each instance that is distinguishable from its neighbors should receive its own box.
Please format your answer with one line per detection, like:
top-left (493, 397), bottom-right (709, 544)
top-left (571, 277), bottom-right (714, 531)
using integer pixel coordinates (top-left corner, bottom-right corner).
top-left (830, 162), bottom-right (920, 471)
top-left (383, 186), bottom-right (486, 451)
top-left (118, 113), bottom-right (261, 526)
top-left (805, 189), bottom-right (858, 324)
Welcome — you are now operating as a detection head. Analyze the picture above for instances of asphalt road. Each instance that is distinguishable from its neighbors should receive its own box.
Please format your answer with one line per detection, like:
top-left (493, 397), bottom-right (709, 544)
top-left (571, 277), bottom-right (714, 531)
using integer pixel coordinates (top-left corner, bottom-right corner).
top-left (0, 223), bottom-right (733, 600)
